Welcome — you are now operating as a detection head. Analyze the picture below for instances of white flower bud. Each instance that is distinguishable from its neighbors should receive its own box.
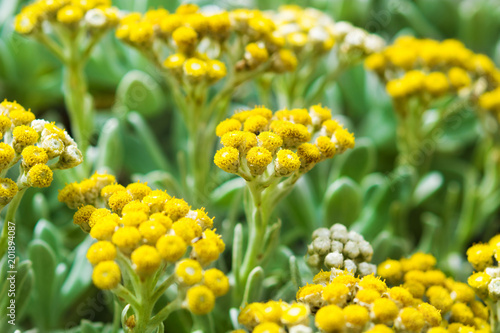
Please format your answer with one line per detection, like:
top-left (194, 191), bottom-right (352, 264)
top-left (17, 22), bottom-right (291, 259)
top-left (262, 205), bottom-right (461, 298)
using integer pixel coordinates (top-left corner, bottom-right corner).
top-left (488, 277), bottom-right (500, 300)
top-left (290, 325), bottom-right (313, 333)
top-left (359, 240), bottom-right (373, 262)
top-left (85, 8), bottom-right (107, 28)
top-left (348, 231), bottom-right (364, 242)
top-left (332, 21), bottom-right (353, 39)
top-left (31, 119), bottom-right (48, 134)
top-left (331, 240), bottom-right (343, 253)
top-left (485, 267), bottom-right (500, 278)
top-left (56, 145), bottom-right (83, 169)
top-left (313, 227), bottom-right (331, 239)
top-left (313, 236), bottom-right (331, 255)
top-left (344, 259), bottom-right (357, 274)
top-left (41, 134), bottom-right (65, 159)
top-left (307, 254), bottom-right (321, 268)
top-left (324, 252), bottom-right (344, 269)
top-left (358, 262), bottom-right (377, 277)
top-left (343, 240), bottom-right (360, 259)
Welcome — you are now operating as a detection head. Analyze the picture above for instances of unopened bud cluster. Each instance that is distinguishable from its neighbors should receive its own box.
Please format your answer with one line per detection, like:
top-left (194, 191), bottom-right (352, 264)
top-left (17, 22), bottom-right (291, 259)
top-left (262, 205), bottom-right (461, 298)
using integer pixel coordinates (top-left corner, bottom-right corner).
top-left (306, 224), bottom-right (376, 277)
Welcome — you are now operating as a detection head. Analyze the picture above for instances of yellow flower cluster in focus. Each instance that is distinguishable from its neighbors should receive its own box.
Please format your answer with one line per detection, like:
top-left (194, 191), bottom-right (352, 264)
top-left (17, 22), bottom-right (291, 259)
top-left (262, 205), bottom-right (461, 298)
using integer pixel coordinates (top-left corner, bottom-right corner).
top-left (60, 176), bottom-right (228, 316)
top-left (0, 100), bottom-right (82, 205)
top-left (365, 37), bottom-right (500, 117)
top-left (376, 252), bottom-right (490, 332)
top-left (214, 105), bottom-right (354, 179)
top-left (14, 0), bottom-right (120, 35)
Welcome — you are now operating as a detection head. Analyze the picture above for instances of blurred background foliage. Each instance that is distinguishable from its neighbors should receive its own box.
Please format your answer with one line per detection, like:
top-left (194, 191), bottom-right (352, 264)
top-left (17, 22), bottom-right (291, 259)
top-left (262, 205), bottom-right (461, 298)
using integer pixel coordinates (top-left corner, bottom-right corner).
top-left (2, 0), bottom-right (500, 331)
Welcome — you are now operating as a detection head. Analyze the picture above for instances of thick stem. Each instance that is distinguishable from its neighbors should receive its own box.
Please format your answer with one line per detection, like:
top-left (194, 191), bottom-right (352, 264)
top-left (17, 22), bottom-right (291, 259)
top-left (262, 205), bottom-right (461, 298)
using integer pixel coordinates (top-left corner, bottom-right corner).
top-left (0, 188), bottom-right (27, 259)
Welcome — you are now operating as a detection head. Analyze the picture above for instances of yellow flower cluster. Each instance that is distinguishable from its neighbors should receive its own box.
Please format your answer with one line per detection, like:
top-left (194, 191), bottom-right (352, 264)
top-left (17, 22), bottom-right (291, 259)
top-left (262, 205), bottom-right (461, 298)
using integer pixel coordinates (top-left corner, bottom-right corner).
top-left (238, 268), bottom-right (447, 333)
top-left (0, 100), bottom-right (82, 205)
top-left (60, 177), bottom-right (228, 315)
top-left (116, 4), bottom-right (299, 85)
top-left (267, 5), bottom-right (385, 58)
top-left (377, 252), bottom-right (490, 332)
top-left (365, 36), bottom-right (500, 116)
top-left (14, 0), bottom-right (119, 35)
top-left (467, 235), bottom-right (500, 306)
top-left (214, 105), bottom-right (355, 179)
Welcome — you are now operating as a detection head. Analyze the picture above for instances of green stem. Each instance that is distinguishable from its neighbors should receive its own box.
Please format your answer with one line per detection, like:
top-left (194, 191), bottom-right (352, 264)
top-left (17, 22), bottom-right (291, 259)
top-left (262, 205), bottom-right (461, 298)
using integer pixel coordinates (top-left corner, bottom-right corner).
top-left (146, 294), bottom-right (183, 331)
top-left (0, 188), bottom-right (27, 259)
top-left (133, 276), bottom-right (155, 333)
top-left (113, 284), bottom-right (140, 311)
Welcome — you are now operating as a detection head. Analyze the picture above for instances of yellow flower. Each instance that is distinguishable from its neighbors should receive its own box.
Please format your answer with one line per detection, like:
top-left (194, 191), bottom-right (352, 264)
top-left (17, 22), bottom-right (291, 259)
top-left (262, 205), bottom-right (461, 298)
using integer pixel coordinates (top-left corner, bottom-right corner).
top-left (142, 190), bottom-right (171, 213)
top-left (238, 303), bottom-right (265, 329)
top-left (273, 49), bottom-right (298, 72)
top-left (192, 238), bottom-right (220, 265)
top-left (57, 5), bottom-right (84, 25)
top-left (73, 205), bottom-right (96, 232)
top-left (206, 60), bottom-right (227, 81)
top-left (246, 147), bottom-right (273, 176)
top-left (315, 304), bottom-right (344, 332)
top-left (92, 260), bottom-right (121, 290)
top-left (126, 182), bottom-right (151, 201)
top-left (355, 288), bottom-right (380, 305)
top-left (164, 197), bottom-right (191, 221)
top-left (186, 285), bottom-right (215, 315)
top-left (424, 72), bottom-right (449, 96)
top-left (121, 211), bottom-right (148, 227)
top-left (111, 226), bottom-right (141, 250)
top-left (377, 259), bottom-right (403, 284)
top-left (129, 21), bottom-right (154, 45)
top-left (243, 115), bottom-right (269, 134)
top-left (216, 119), bottom-right (242, 137)
top-left (214, 147), bottom-right (240, 174)
top-left (418, 303), bottom-right (441, 327)
top-left (372, 298), bottom-right (399, 324)
top-left (21, 145), bottom-right (48, 168)
top-left (449, 303), bottom-right (475, 326)
top-left (122, 200), bottom-right (150, 216)
top-left (175, 259), bottom-right (203, 285)
top-left (203, 268), bottom-right (229, 297)
top-left (14, 11), bottom-right (40, 34)
top-left (388, 286), bottom-right (414, 307)
top-left (163, 53), bottom-right (186, 71)
top-left (467, 272), bottom-right (491, 297)
top-left (87, 241), bottom-right (117, 265)
top-left (366, 324), bottom-right (394, 333)
top-left (27, 164), bottom-right (53, 188)
top-left (0, 143), bottom-right (15, 169)
top-left (426, 286), bottom-right (453, 313)
top-left (297, 143), bottom-right (321, 170)
top-left (396, 307), bottom-right (425, 332)
top-left (9, 109), bottom-right (35, 127)
top-left (156, 234), bottom-right (187, 262)
top-left (359, 274), bottom-right (387, 294)
top-left (172, 217), bottom-right (202, 243)
top-left (0, 178), bottom-right (18, 205)
top-left (467, 243), bottom-right (494, 271)
top-left (138, 220), bottom-right (166, 243)
top-left (245, 43), bottom-right (269, 64)
top-left (12, 125), bottom-right (39, 153)
top-left (90, 216), bottom-right (118, 240)
top-left (108, 191), bottom-right (133, 214)
top-left (448, 67), bottom-right (471, 89)
top-left (172, 26), bottom-right (198, 52)
top-left (253, 322), bottom-right (282, 333)
top-left (176, 3), bottom-right (199, 15)
top-left (257, 131), bottom-right (283, 155)
top-left (131, 245), bottom-right (162, 275)
top-left (148, 212), bottom-right (173, 229)
top-left (281, 303), bottom-right (309, 326)
top-left (183, 58), bottom-right (207, 80)
top-left (344, 304), bottom-right (370, 329)
top-left (89, 208), bottom-right (112, 228)
top-left (309, 105), bottom-right (332, 126)
top-left (274, 149), bottom-right (300, 176)
top-left (270, 120), bottom-right (310, 148)
top-left (365, 53), bottom-right (386, 72)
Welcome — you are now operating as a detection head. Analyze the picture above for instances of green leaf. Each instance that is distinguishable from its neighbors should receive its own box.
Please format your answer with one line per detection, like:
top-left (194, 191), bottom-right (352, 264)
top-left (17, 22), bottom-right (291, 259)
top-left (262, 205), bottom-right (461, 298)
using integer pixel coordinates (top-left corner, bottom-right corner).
top-left (333, 138), bottom-right (377, 183)
top-left (32, 193), bottom-right (49, 221)
top-left (232, 224), bottom-right (243, 284)
top-left (323, 177), bottom-right (362, 227)
top-left (29, 239), bottom-right (57, 330)
top-left (116, 70), bottom-right (163, 117)
top-left (14, 260), bottom-right (33, 320)
top-left (95, 117), bottom-right (123, 173)
top-left (412, 171), bottom-right (444, 206)
top-left (80, 320), bottom-right (100, 333)
top-left (289, 256), bottom-right (302, 290)
top-left (211, 178), bottom-right (245, 208)
top-left (60, 236), bottom-right (93, 310)
top-left (33, 219), bottom-right (63, 259)
top-left (241, 267), bottom-right (264, 307)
